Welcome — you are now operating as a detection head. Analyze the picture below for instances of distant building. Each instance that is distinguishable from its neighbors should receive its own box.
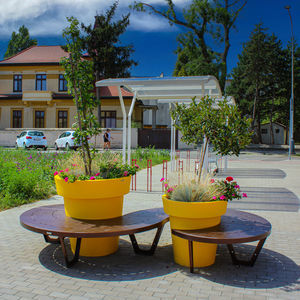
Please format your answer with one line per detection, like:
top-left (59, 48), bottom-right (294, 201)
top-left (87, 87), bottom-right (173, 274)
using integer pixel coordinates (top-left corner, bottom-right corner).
top-left (0, 45), bottom-right (142, 130)
top-left (260, 122), bottom-right (287, 145)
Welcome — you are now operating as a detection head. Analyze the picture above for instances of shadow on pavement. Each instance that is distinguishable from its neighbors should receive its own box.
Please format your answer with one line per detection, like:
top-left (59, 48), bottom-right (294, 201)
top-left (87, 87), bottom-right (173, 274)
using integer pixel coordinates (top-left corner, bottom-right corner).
top-left (183, 244), bottom-right (300, 291)
top-left (217, 168), bottom-right (286, 179)
top-left (39, 239), bottom-right (178, 281)
top-left (230, 187), bottom-right (300, 212)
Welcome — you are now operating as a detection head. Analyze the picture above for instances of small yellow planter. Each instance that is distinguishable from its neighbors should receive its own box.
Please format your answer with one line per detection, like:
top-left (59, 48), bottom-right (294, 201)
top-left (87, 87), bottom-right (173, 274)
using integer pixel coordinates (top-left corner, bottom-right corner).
top-left (162, 195), bottom-right (227, 268)
top-left (55, 175), bottom-right (131, 257)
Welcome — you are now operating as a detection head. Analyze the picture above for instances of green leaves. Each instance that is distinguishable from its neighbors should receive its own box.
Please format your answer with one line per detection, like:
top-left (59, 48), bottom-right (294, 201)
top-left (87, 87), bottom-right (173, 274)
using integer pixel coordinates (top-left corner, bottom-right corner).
top-left (171, 96), bottom-right (252, 157)
top-left (4, 25), bottom-right (37, 58)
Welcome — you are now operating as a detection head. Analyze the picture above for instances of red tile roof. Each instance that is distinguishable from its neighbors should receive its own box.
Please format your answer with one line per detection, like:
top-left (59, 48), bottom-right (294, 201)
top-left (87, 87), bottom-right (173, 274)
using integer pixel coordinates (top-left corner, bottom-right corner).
top-left (99, 86), bottom-right (133, 97)
top-left (0, 46), bottom-right (68, 64)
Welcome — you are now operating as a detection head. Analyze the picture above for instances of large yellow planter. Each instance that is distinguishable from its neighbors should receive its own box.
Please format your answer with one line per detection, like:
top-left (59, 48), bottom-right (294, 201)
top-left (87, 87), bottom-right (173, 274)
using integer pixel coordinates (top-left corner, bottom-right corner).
top-left (55, 175), bottom-right (131, 257)
top-left (162, 195), bottom-right (227, 268)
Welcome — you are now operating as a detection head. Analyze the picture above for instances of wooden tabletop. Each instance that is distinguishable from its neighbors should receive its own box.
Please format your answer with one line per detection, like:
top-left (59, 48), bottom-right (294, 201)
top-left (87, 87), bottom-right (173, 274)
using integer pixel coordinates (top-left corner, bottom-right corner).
top-left (172, 208), bottom-right (271, 244)
top-left (20, 205), bottom-right (169, 238)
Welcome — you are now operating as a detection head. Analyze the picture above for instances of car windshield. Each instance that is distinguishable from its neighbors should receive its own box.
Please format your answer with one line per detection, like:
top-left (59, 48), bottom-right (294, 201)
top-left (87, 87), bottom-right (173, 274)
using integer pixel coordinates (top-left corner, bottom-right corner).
top-left (28, 131), bottom-right (44, 137)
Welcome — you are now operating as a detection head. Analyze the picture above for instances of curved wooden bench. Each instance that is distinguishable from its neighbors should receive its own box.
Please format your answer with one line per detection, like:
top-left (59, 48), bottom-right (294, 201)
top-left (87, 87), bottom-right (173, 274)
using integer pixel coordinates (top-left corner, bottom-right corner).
top-left (172, 209), bottom-right (271, 273)
top-left (20, 204), bottom-right (169, 267)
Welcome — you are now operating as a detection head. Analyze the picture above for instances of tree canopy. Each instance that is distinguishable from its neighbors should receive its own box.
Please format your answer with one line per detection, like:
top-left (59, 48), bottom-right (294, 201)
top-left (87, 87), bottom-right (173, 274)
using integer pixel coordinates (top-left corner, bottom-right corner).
top-left (132, 0), bottom-right (247, 92)
top-left (227, 23), bottom-right (299, 144)
top-left (82, 1), bottom-right (137, 123)
top-left (5, 25), bottom-right (37, 58)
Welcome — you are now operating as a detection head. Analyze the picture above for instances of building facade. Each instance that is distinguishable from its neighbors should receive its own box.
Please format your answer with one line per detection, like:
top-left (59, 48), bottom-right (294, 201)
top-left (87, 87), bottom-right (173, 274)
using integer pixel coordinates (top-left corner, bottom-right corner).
top-left (0, 45), bottom-right (142, 131)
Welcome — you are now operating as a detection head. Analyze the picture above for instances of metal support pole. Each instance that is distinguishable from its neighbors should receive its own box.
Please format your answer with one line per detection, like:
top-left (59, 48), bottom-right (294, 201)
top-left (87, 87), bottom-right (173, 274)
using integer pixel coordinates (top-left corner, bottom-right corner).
top-left (118, 86), bottom-right (127, 163)
top-left (285, 6), bottom-right (295, 159)
top-left (127, 92), bottom-right (137, 164)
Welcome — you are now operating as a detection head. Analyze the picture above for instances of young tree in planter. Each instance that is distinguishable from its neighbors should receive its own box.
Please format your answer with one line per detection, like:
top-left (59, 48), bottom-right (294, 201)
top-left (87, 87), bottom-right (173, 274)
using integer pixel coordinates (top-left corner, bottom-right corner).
top-left (171, 96), bottom-right (252, 180)
top-left (61, 17), bottom-right (101, 176)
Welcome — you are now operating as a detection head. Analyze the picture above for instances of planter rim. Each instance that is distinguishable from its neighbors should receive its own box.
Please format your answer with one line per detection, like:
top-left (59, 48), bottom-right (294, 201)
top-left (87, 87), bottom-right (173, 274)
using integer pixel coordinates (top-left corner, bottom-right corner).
top-left (55, 175), bottom-right (131, 183)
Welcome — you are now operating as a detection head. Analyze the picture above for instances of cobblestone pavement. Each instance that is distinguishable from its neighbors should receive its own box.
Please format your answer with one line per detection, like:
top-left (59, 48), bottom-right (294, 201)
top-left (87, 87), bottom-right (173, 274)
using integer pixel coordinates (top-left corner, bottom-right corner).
top-left (0, 152), bottom-right (300, 300)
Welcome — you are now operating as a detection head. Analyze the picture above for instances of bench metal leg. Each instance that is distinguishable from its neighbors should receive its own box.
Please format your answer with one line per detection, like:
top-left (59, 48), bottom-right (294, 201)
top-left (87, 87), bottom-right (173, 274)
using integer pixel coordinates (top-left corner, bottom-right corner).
top-left (188, 240), bottom-right (194, 273)
top-left (129, 225), bottom-right (165, 256)
top-left (43, 234), bottom-right (60, 244)
top-left (59, 237), bottom-right (82, 268)
top-left (227, 238), bottom-right (267, 267)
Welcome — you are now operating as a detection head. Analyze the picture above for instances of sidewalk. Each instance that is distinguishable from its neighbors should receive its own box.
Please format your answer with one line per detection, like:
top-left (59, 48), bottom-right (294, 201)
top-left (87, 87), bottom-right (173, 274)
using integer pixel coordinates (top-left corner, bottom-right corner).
top-left (0, 152), bottom-right (299, 300)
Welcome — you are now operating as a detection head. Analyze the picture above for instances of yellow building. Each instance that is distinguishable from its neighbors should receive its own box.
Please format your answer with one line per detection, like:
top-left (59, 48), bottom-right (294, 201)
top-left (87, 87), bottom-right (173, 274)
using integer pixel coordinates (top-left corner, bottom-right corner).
top-left (0, 45), bottom-right (142, 130)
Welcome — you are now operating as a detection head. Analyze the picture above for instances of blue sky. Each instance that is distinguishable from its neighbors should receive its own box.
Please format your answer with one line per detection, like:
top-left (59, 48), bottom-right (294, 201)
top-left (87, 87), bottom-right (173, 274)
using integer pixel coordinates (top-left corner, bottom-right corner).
top-left (0, 0), bottom-right (299, 77)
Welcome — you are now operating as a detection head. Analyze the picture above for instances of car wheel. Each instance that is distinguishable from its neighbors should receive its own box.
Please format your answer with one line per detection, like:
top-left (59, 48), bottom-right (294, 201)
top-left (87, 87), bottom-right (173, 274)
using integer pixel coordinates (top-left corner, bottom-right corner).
top-left (44, 147), bottom-right (47, 151)
top-left (55, 143), bottom-right (59, 151)
top-left (23, 142), bottom-right (27, 149)
top-left (65, 143), bottom-right (70, 151)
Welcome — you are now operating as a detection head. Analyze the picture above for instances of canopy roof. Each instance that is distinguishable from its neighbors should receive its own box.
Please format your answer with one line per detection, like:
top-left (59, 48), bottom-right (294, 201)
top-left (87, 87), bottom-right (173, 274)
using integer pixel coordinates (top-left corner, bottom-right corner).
top-left (96, 76), bottom-right (222, 100)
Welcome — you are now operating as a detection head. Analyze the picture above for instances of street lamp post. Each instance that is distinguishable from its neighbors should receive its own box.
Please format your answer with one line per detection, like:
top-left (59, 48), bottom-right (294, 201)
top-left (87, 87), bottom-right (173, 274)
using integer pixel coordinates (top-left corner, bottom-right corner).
top-left (285, 5), bottom-right (295, 159)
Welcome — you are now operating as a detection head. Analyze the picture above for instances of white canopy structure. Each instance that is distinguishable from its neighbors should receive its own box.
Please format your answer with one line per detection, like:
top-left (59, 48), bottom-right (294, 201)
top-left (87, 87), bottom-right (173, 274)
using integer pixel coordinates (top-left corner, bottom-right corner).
top-left (96, 76), bottom-right (223, 168)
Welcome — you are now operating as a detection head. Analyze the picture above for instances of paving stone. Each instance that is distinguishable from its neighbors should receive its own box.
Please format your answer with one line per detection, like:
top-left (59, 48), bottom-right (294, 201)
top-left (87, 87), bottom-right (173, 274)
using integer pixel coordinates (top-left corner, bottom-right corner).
top-left (1, 152), bottom-right (300, 299)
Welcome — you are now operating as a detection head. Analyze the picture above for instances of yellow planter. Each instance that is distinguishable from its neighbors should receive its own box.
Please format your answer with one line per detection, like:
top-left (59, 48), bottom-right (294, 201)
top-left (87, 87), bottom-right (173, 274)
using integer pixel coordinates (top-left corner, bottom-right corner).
top-left (55, 175), bottom-right (131, 257)
top-left (162, 195), bottom-right (227, 268)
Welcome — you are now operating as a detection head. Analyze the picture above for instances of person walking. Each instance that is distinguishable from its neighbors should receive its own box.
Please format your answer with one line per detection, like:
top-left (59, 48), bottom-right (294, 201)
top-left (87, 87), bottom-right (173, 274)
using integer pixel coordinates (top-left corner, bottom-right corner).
top-left (103, 129), bottom-right (112, 150)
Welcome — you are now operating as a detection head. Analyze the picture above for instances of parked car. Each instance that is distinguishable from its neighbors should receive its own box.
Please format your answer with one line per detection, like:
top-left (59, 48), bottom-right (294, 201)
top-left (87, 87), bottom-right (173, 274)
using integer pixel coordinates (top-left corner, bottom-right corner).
top-left (54, 131), bottom-right (90, 151)
top-left (16, 130), bottom-right (47, 150)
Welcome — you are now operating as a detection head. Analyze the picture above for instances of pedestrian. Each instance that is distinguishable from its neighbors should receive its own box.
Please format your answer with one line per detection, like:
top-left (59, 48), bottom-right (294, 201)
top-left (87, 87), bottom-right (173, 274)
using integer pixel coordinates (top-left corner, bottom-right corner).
top-left (103, 129), bottom-right (112, 150)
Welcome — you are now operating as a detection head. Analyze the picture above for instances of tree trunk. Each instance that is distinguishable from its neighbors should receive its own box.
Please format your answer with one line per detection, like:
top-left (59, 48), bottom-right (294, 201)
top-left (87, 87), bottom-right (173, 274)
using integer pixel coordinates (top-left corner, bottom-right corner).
top-left (257, 110), bottom-right (262, 144)
top-left (198, 138), bottom-right (209, 183)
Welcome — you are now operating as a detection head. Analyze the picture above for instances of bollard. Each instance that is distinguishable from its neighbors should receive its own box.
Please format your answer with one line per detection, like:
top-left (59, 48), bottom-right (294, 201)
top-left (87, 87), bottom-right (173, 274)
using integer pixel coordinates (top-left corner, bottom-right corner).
top-left (176, 150), bottom-right (180, 159)
top-left (147, 159), bottom-right (152, 192)
top-left (131, 159), bottom-right (137, 191)
top-left (178, 160), bottom-right (183, 185)
top-left (195, 160), bottom-right (200, 175)
top-left (162, 160), bottom-right (168, 192)
top-left (186, 150), bottom-right (190, 172)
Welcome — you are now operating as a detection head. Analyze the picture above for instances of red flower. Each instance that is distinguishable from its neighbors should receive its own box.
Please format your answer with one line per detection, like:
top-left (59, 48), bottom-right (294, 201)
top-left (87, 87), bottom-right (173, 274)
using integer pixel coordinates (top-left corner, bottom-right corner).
top-left (226, 176), bottom-right (234, 182)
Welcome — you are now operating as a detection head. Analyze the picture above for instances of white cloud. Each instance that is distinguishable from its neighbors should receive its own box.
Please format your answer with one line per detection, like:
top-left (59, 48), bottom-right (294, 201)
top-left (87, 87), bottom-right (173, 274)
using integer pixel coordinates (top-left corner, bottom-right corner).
top-left (0, 0), bottom-right (191, 37)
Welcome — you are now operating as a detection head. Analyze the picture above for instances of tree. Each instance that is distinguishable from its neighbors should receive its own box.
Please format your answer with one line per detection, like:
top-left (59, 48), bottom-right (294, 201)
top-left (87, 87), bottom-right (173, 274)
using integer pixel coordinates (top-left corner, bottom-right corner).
top-left (132, 0), bottom-right (247, 91)
top-left (82, 1), bottom-right (137, 124)
top-left (171, 96), bottom-right (252, 180)
top-left (5, 25), bottom-right (37, 58)
top-left (227, 24), bottom-right (290, 144)
top-left (61, 17), bottom-right (101, 176)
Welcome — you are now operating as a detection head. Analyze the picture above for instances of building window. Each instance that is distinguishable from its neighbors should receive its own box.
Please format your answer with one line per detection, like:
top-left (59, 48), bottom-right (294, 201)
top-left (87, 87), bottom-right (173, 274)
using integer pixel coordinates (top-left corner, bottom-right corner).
top-left (59, 74), bottom-right (68, 91)
top-left (261, 128), bottom-right (268, 134)
top-left (57, 110), bottom-right (68, 128)
top-left (36, 74), bottom-right (47, 91)
top-left (12, 110), bottom-right (22, 128)
top-left (13, 74), bottom-right (22, 92)
top-left (35, 111), bottom-right (45, 128)
top-left (101, 111), bottom-right (116, 128)
top-left (275, 129), bottom-right (280, 134)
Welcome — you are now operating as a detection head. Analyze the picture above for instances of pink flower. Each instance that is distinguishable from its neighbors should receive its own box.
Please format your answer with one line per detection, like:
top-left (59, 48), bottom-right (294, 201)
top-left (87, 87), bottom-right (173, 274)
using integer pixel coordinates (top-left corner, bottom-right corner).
top-left (210, 179), bottom-right (215, 183)
top-left (164, 183), bottom-right (168, 188)
top-left (212, 196), bottom-right (217, 200)
top-left (234, 185), bottom-right (240, 189)
top-left (114, 158), bottom-right (118, 162)
top-left (232, 194), bottom-right (235, 197)
top-left (123, 171), bottom-right (129, 177)
top-left (220, 195), bottom-right (226, 200)
top-left (65, 168), bottom-right (69, 172)
top-left (167, 188), bottom-right (174, 193)
top-left (135, 164), bottom-right (139, 169)
top-left (64, 177), bottom-right (69, 182)
top-left (90, 176), bottom-right (95, 180)
top-left (95, 173), bottom-right (100, 176)
top-left (54, 171), bottom-right (58, 176)
top-left (160, 178), bottom-right (165, 182)
top-left (59, 170), bottom-right (64, 173)
top-left (226, 176), bottom-right (234, 182)
top-left (72, 164), bottom-right (77, 167)
top-left (243, 193), bottom-right (248, 198)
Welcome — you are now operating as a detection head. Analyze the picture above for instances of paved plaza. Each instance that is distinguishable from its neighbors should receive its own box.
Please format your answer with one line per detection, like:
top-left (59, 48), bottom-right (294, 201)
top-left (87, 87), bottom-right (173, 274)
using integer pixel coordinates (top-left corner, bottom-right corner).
top-left (0, 151), bottom-right (300, 299)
